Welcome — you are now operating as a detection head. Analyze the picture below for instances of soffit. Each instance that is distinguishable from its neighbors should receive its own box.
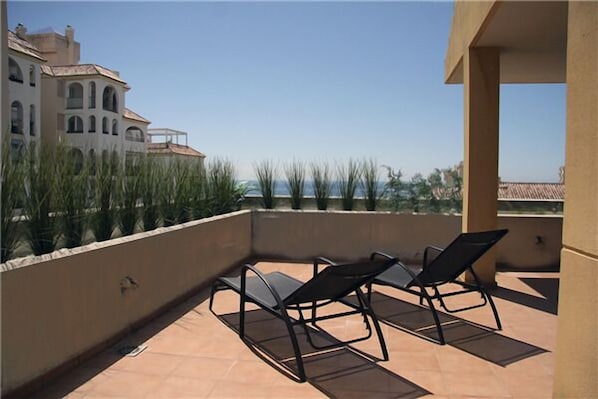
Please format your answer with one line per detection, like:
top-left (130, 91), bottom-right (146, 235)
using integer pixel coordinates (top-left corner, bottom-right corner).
top-left (446, 1), bottom-right (568, 84)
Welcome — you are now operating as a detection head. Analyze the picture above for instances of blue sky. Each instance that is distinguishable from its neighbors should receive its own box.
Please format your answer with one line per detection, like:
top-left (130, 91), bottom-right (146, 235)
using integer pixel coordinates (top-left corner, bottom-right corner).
top-left (8, 1), bottom-right (565, 181)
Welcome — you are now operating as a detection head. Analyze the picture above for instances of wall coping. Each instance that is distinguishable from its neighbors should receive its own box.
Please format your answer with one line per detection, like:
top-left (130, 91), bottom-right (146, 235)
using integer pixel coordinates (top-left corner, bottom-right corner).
top-left (0, 210), bottom-right (251, 273)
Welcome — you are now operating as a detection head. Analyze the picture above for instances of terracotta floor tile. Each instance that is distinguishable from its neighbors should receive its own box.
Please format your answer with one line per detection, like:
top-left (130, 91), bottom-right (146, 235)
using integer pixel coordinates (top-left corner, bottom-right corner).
top-left (145, 376), bottom-right (216, 398)
top-left (29, 264), bottom-right (557, 399)
top-left (171, 357), bottom-right (235, 381)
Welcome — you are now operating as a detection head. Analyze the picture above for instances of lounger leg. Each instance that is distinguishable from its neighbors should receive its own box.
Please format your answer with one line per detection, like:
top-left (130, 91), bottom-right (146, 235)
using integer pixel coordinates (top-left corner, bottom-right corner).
top-left (420, 287), bottom-right (446, 345)
top-left (357, 291), bottom-right (389, 361)
top-left (239, 293), bottom-right (246, 339)
top-left (282, 307), bottom-right (306, 382)
top-left (485, 291), bottom-right (502, 330)
top-left (209, 283), bottom-right (217, 311)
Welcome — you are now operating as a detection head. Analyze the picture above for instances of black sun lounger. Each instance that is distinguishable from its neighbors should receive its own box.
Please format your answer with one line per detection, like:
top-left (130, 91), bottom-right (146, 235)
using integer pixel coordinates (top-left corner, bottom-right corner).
top-left (368, 229), bottom-right (508, 345)
top-left (209, 256), bottom-right (397, 382)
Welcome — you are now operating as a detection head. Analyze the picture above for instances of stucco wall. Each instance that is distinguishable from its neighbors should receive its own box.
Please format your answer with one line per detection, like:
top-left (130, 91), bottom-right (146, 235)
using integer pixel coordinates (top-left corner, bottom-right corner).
top-left (1, 211), bottom-right (252, 394)
top-left (251, 210), bottom-right (562, 269)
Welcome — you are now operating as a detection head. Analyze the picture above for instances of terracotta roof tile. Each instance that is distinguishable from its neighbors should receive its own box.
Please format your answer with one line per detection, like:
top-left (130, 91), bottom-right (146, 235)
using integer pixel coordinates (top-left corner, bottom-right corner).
top-left (498, 182), bottom-right (564, 201)
top-left (147, 142), bottom-right (205, 158)
top-left (8, 31), bottom-right (46, 62)
top-left (41, 64), bottom-right (128, 87)
top-left (123, 108), bottom-right (151, 124)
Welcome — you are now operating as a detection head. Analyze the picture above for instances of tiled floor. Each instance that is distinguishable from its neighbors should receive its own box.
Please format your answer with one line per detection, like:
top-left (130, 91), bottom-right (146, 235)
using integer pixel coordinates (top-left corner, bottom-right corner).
top-left (34, 262), bottom-right (558, 398)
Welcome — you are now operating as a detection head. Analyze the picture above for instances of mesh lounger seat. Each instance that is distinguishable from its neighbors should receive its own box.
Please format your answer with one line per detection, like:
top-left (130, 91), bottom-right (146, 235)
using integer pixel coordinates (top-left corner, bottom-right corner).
top-left (368, 229), bottom-right (508, 345)
top-left (209, 256), bottom-right (397, 382)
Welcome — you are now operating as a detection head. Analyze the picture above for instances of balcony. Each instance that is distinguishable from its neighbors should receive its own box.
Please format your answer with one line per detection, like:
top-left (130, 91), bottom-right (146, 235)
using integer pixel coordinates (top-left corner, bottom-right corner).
top-left (66, 98), bottom-right (83, 109)
top-left (1, 210), bottom-right (561, 397)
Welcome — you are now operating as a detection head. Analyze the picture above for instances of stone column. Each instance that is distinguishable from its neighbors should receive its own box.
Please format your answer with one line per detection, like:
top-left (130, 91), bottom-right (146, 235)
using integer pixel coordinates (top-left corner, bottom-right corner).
top-left (462, 47), bottom-right (500, 285)
top-left (553, 2), bottom-right (598, 397)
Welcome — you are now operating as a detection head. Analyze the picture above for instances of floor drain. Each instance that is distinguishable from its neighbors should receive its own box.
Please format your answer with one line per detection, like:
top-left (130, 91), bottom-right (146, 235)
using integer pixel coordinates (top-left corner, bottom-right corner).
top-left (117, 344), bottom-right (147, 357)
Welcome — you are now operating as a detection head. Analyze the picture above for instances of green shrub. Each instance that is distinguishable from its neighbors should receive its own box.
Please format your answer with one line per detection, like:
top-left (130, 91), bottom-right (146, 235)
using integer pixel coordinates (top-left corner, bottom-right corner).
top-left (172, 160), bottom-right (193, 224)
top-left (119, 158), bottom-right (142, 236)
top-left (311, 162), bottom-right (331, 211)
top-left (23, 146), bottom-right (60, 255)
top-left (1, 139), bottom-right (25, 262)
top-left (91, 151), bottom-right (119, 241)
top-left (254, 160), bottom-right (277, 209)
top-left (285, 160), bottom-right (305, 210)
top-left (55, 145), bottom-right (91, 248)
top-left (361, 159), bottom-right (384, 211)
top-left (337, 159), bottom-right (361, 211)
top-left (189, 162), bottom-right (207, 220)
top-left (206, 158), bottom-right (246, 216)
top-left (140, 157), bottom-right (160, 231)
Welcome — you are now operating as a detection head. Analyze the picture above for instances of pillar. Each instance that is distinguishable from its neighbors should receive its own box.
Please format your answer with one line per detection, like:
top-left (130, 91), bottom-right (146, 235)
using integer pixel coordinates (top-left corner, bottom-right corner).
top-left (462, 47), bottom-right (500, 285)
top-left (553, 2), bottom-right (598, 397)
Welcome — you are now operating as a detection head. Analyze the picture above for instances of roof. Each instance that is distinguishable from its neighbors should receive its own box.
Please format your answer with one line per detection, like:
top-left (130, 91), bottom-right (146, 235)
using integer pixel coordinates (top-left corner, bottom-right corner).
top-left (123, 108), bottom-right (151, 124)
top-left (28, 26), bottom-right (63, 35)
top-left (498, 182), bottom-right (564, 201)
top-left (41, 64), bottom-right (129, 87)
top-left (8, 31), bottom-right (46, 62)
top-left (147, 142), bottom-right (205, 158)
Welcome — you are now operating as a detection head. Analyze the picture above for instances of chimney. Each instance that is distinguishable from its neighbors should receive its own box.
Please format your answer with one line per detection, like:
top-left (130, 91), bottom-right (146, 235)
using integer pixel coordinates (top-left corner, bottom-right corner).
top-left (64, 25), bottom-right (79, 64)
top-left (15, 23), bottom-right (27, 40)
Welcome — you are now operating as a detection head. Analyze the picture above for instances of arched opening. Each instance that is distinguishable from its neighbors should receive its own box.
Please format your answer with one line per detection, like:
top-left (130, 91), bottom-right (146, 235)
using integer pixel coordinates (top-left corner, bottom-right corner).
top-left (10, 101), bottom-right (23, 134)
top-left (29, 105), bottom-right (35, 136)
top-left (125, 126), bottom-right (145, 142)
top-left (8, 58), bottom-right (23, 83)
top-left (102, 86), bottom-right (118, 112)
top-left (67, 83), bottom-right (84, 109)
top-left (88, 82), bottom-right (96, 109)
top-left (69, 148), bottom-right (84, 175)
top-left (88, 116), bottom-right (96, 133)
top-left (112, 119), bottom-right (118, 136)
top-left (102, 117), bottom-right (109, 134)
top-left (67, 116), bottom-right (84, 133)
top-left (29, 65), bottom-right (35, 87)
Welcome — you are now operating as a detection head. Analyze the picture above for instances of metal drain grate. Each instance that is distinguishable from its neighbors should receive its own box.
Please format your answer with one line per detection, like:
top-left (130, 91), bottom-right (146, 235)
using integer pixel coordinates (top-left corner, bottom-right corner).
top-left (117, 344), bottom-right (147, 357)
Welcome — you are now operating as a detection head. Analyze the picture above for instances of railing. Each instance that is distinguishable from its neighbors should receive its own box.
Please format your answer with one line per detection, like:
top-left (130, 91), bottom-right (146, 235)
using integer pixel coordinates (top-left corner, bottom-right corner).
top-left (66, 98), bottom-right (83, 109)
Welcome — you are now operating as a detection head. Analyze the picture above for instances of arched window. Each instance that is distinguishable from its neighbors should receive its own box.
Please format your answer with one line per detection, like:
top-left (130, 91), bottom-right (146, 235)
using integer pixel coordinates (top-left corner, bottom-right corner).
top-left (125, 127), bottom-right (145, 142)
top-left (67, 83), bottom-right (83, 109)
top-left (102, 86), bottom-right (118, 112)
top-left (102, 117), bottom-right (109, 134)
top-left (10, 101), bottom-right (23, 134)
top-left (112, 119), bottom-right (118, 136)
top-left (88, 116), bottom-right (96, 133)
top-left (89, 149), bottom-right (96, 176)
top-left (29, 105), bottom-right (36, 136)
top-left (67, 116), bottom-right (84, 133)
top-left (29, 65), bottom-right (36, 87)
top-left (8, 58), bottom-right (23, 83)
top-left (88, 82), bottom-right (96, 109)
top-left (69, 148), bottom-right (84, 175)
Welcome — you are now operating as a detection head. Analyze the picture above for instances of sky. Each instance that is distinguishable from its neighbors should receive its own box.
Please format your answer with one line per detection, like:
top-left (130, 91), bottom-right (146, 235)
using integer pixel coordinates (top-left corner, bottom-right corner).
top-left (8, 1), bottom-right (566, 182)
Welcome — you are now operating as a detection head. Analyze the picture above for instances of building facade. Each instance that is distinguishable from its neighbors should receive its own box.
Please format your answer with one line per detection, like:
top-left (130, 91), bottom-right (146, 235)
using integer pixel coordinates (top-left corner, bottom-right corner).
top-left (6, 27), bottom-right (44, 156)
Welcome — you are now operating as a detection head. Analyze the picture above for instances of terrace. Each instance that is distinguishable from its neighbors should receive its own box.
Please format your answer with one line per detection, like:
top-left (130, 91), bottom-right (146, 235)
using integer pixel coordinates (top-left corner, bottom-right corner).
top-left (34, 260), bottom-right (558, 399)
top-left (2, 210), bottom-right (562, 398)
top-left (2, 0), bottom-right (597, 397)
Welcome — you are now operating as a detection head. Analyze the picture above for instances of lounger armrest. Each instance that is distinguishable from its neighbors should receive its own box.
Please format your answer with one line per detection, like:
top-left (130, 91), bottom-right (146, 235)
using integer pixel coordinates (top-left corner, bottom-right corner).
top-left (423, 246), bottom-right (444, 269)
top-left (313, 256), bottom-right (337, 276)
top-left (240, 264), bottom-right (286, 311)
top-left (370, 251), bottom-right (398, 262)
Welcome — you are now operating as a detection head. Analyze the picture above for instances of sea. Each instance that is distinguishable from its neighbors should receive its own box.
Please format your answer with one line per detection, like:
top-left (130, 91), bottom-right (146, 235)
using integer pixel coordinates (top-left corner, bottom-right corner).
top-left (242, 180), bottom-right (387, 199)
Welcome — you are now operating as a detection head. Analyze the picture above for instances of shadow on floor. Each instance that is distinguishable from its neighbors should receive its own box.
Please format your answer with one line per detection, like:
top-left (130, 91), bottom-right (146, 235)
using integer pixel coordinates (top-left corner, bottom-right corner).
top-left (492, 277), bottom-right (559, 315)
top-left (368, 292), bottom-right (548, 366)
top-left (218, 309), bottom-right (431, 399)
top-left (31, 291), bottom-right (213, 399)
